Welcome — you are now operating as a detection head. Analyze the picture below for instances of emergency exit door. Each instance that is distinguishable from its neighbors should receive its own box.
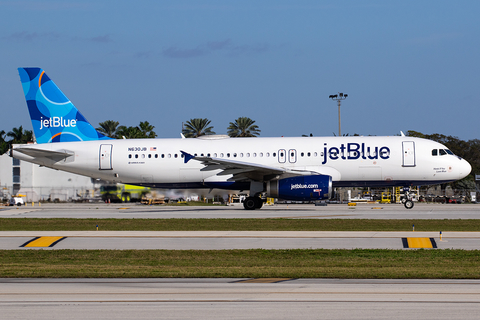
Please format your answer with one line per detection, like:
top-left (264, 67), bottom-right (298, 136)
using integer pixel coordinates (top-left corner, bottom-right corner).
top-left (402, 141), bottom-right (415, 167)
top-left (99, 144), bottom-right (113, 170)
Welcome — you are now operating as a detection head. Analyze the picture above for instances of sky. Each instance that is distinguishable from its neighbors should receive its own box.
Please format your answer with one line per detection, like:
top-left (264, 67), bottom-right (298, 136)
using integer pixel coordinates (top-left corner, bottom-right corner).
top-left (0, 0), bottom-right (479, 141)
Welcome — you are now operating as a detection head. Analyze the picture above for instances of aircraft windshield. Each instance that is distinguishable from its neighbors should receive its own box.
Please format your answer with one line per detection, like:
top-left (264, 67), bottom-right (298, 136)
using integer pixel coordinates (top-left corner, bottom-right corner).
top-left (432, 149), bottom-right (455, 156)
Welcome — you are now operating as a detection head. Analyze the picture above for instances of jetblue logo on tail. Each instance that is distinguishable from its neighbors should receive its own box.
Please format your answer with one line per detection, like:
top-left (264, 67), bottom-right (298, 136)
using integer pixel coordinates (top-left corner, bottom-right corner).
top-left (18, 67), bottom-right (111, 143)
top-left (39, 117), bottom-right (77, 130)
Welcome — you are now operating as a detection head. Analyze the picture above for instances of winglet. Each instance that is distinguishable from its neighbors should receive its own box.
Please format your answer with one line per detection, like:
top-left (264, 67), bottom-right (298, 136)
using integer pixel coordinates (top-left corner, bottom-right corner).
top-left (180, 151), bottom-right (195, 163)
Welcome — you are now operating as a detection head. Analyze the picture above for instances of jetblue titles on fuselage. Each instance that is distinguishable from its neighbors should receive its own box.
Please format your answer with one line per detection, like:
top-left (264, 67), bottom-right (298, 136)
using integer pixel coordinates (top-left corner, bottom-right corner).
top-left (321, 142), bottom-right (390, 164)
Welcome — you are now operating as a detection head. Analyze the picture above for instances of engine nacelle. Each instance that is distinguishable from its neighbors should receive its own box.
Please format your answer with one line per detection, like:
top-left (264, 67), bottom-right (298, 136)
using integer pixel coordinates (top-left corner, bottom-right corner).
top-left (266, 175), bottom-right (332, 201)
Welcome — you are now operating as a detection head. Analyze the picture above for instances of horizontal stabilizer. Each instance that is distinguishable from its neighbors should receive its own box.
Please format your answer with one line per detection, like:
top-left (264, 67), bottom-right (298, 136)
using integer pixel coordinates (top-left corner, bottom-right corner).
top-left (13, 147), bottom-right (74, 159)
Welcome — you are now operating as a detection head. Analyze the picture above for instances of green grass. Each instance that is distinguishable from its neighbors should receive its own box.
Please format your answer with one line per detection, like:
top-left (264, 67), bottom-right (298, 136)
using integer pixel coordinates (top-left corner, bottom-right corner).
top-left (1, 249), bottom-right (480, 278)
top-left (1, 218), bottom-right (480, 231)
top-left (3, 218), bottom-right (480, 279)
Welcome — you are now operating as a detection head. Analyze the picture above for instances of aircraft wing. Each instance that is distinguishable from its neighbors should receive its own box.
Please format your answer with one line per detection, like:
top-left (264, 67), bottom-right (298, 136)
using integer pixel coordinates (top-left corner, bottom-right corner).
top-left (180, 151), bottom-right (340, 182)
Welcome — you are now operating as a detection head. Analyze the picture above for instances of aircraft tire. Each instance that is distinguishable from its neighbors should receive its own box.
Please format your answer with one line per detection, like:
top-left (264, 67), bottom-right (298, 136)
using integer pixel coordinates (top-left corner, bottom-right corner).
top-left (254, 197), bottom-right (263, 209)
top-left (243, 197), bottom-right (257, 210)
top-left (404, 200), bottom-right (414, 209)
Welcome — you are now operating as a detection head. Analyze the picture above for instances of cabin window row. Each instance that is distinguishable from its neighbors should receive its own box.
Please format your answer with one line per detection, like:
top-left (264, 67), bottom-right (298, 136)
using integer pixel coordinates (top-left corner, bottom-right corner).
top-left (127, 151), bottom-right (359, 159)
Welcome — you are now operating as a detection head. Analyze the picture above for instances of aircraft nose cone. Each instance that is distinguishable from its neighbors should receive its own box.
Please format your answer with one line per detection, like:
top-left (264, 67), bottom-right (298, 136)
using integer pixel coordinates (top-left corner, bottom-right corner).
top-left (459, 159), bottom-right (472, 179)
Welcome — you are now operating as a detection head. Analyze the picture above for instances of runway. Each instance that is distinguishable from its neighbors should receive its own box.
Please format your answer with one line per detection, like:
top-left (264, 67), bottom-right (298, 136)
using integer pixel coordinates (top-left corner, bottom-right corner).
top-left (1, 202), bottom-right (480, 219)
top-left (2, 231), bottom-right (480, 250)
top-left (1, 278), bottom-right (480, 320)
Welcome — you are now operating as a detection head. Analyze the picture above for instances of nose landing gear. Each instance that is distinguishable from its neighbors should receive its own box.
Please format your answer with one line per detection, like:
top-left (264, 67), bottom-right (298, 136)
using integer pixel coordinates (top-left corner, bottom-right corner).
top-left (402, 187), bottom-right (414, 209)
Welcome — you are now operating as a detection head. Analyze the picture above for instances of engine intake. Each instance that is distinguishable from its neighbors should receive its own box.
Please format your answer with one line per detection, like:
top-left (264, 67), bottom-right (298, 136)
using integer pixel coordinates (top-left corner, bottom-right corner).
top-left (267, 175), bottom-right (332, 201)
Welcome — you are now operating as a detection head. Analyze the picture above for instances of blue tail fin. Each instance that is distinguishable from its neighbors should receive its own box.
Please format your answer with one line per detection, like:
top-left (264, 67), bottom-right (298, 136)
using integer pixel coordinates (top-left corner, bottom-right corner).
top-left (18, 67), bottom-right (112, 143)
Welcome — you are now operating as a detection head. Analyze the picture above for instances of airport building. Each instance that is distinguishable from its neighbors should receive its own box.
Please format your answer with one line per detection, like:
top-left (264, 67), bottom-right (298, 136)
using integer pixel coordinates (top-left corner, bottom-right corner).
top-left (0, 153), bottom-right (99, 202)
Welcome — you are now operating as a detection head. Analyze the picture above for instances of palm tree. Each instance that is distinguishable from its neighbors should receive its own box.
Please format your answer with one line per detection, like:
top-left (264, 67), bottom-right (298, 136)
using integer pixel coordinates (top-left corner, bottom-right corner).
top-left (0, 130), bottom-right (7, 155)
top-left (227, 117), bottom-right (261, 137)
top-left (96, 120), bottom-right (120, 138)
top-left (7, 126), bottom-right (33, 144)
top-left (138, 121), bottom-right (157, 138)
top-left (116, 126), bottom-right (144, 139)
top-left (182, 118), bottom-right (215, 138)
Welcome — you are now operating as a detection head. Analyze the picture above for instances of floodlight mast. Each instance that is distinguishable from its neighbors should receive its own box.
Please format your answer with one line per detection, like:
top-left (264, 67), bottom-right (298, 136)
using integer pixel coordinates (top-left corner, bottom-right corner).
top-left (329, 93), bottom-right (348, 136)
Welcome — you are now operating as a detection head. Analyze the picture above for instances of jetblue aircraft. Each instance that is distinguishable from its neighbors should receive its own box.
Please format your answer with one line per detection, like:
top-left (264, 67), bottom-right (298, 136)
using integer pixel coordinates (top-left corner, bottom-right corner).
top-left (10, 68), bottom-right (472, 209)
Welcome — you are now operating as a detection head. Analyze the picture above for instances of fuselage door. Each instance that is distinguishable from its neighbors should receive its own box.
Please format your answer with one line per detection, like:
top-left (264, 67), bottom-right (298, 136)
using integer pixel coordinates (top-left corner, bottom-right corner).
top-left (278, 149), bottom-right (286, 163)
top-left (99, 144), bottom-right (113, 170)
top-left (402, 141), bottom-right (415, 167)
top-left (288, 149), bottom-right (297, 163)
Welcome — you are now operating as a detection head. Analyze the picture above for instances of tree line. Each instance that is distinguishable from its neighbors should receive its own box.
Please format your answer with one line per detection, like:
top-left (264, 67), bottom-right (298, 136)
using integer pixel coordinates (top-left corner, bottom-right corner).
top-left (96, 117), bottom-right (261, 139)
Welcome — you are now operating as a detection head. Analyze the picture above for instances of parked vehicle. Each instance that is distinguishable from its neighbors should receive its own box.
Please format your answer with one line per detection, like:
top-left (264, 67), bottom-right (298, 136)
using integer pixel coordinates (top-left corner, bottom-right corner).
top-left (9, 197), bottom-right (25, 206)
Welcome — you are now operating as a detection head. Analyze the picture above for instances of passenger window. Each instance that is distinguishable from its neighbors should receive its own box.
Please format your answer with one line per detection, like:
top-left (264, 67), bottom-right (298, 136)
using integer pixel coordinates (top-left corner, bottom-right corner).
top-left (174, 154), bottom-right (178, 158)
top-left (220, 153), bottom-right (224, 157)
top-left (266, 152), bottom-right (270, 157)
top-left (301, 152), bottom-right (304, 157)
top-left (307, 152), bottom-right (311, 157)
top-left (227, 153), bottom-right (230, 157)
top-left (273, 152), bottom-right (276, 157)
top-left (233, 153), bottom-right (237, 157)
top-left (259, 152), bottom-right (263, 157)
top-left (432, 149), bottom-right (438, 156)
top-left (246, 153), bottom-right (250, 157)
top-left (155, 154), bottom-right (158, 158)
top-left (135, 154), bottom-right (138, 159)
top-left (148, 154), bottom-right (151, 158)
top-left (161, 154), bottom-right (165, 158)
top-left (128, 154), bottom-right (132, 159)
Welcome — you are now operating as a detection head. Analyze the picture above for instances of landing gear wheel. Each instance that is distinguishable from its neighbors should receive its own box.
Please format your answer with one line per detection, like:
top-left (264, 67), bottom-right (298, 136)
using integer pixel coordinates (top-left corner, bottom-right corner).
top-left (404, 200), bottom-right (414, 209)
top-left (243, 197), bottom-right (257, 210)
top-left (254, 197), bottom-right (263, 209)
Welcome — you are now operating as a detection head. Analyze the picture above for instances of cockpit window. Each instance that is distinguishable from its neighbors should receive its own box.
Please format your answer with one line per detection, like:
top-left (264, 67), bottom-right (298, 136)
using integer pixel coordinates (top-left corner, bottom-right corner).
top-left (432, 149), bottom-right (455, 156)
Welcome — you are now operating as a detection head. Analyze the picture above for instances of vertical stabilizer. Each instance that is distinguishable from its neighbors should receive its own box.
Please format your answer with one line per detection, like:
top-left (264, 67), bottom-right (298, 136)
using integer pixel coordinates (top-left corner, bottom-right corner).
top-left (18, 67), bottom-right (112, 143)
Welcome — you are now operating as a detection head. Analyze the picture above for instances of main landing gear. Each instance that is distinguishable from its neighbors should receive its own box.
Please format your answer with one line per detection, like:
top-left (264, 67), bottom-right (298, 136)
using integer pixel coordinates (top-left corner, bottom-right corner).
top-left (243, 196), bottom-right (264, 210)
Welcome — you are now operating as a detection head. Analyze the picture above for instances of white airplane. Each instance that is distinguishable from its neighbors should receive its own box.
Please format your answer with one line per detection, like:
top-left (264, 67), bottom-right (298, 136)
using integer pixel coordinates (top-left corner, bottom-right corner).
top-left (11, 68), bottom-right (472, 209)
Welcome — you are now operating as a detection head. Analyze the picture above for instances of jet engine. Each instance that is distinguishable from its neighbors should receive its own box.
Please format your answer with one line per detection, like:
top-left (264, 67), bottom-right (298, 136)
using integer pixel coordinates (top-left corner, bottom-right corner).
top-left (266, 175), bottom-right (332, 201)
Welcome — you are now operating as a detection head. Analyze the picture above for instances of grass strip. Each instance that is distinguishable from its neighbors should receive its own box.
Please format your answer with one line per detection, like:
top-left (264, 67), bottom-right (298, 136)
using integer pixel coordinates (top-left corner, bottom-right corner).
top-left (1, 218), bottom-right (480, 231)
top-left (1, 249), bottom-right (479, 278)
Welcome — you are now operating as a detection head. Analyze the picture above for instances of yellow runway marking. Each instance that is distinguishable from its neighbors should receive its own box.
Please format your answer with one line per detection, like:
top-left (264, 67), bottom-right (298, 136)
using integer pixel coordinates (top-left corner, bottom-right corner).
top-left (236, 278), bottom-right (293, 283)
top-left (21, 236), bottom-right (66, 248)
top-left (402, 237), bottom-right (437, 249)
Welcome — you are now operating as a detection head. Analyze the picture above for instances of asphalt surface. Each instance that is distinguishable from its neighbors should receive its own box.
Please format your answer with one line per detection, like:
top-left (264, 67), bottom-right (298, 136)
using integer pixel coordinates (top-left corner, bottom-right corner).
top-left (2, 231), bottom-right (480, 250)
top-left (1, 202), bottom-right (480, 219)
top-left (2, 202), bottom-right (480, 318)
top-left (1, 278), bottom-right (480, 320)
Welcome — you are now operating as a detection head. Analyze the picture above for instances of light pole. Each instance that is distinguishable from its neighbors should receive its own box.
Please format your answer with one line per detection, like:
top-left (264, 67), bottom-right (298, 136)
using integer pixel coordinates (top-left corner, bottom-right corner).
top-left (329, 93), bottom-right (348, 136)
